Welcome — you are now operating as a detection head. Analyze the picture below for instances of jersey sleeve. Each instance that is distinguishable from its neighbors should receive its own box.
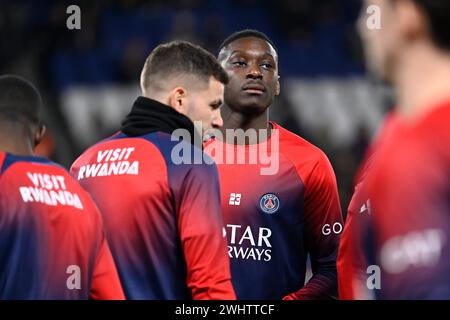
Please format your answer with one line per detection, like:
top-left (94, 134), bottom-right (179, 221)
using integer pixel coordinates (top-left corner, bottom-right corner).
top-left (337, 179), bottom-right (372, 300)
top-left (284, 152), bottom-right (343, 300)
top-left (176, 163), bottom-right (236, 300)
top-left (89, 232), bottom-right (125, 300)
top-left (338, 112), bottom-right (401, 300)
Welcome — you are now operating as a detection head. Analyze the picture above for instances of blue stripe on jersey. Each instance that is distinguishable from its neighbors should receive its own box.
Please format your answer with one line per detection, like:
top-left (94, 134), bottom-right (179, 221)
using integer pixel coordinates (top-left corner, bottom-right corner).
top-left (0, 154), bottom-right (54, 176)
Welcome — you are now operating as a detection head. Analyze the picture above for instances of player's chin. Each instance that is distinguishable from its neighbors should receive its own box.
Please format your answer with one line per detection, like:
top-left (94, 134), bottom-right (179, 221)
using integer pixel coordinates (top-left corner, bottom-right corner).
top-left (236, 95), bottom-right (269, 112)
top-left (237, 102), bottom-right (270, 116)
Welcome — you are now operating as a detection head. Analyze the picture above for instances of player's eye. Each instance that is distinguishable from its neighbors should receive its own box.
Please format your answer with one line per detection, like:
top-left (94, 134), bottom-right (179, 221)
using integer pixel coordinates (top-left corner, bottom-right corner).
top-left (232, 61), bottom-right (247, 67)
top-left (261, 62), bottom-right (273, 70)
top-left (209, 101), bottom-right (222, 110)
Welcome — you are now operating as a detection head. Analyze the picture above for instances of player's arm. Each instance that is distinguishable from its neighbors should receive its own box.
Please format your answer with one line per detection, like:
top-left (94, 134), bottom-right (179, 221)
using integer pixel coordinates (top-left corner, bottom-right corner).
top-left (176, 162), bottom-right (236, 300)
top-left (337, 180), bottom-right (371, 300)
top-left (338, 113), bottom-right (400, 300)
top-left (284, 153), bottom-right (343, 300)
top-left (89, 231), bottom-right (125, 300)
top-left (337, 196), bottom-right (358, 300)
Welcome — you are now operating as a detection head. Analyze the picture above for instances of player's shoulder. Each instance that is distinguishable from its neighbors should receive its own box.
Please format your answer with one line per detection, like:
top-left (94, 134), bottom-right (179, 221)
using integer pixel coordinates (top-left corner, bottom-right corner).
top-left (71, 131), bottom-right (162, 167)
top-left (0, 152), bottom-right (65, 177)
top-left (123, 131), bottom-right (217, 179)
top-left (372, 123), bottom-right (432, 186)
top-left (389, 104), bottom-right (450, 160)
top-left (158, 132), bottom-right (217, 174)
top-left (415, 103), bottom-right (450, 145)
top-left (273, 122), bottom-right (330, 165)
top-left (0, 153), bottom-right (103, 227)
top-left (0, 152), bottom-right (94, 200)
top-left (71, 132), bottom-right (121, 166)
top-left (148, 133), bottom-right (219, 190)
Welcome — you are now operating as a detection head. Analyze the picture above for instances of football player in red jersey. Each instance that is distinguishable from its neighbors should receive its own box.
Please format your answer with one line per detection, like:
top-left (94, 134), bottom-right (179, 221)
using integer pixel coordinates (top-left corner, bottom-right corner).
top-left (0, 75), bottom-right (124, 299)
top-left (353, 0), bottom-right (450, 299)
top-left (71, 41), bottom-right (236, 300)
top-left (204, 30), bottom-right (343, 299)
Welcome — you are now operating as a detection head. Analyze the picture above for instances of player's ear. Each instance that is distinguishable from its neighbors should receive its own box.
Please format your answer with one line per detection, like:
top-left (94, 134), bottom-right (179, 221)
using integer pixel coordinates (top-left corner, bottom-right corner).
top-left (275, 75), bottom-right (281, 96)
top-left (34, 124), bottom-right (46, 149)
top-left (398, 0), bottom-right (426, 42)
top-left (168, 87), bottom-right (188, 114)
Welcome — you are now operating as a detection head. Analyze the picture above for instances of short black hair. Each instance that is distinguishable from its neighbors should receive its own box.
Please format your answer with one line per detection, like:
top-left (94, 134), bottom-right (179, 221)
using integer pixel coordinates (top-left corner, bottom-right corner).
top-left (411, 0), bottom-right (450, 51)
top-left (0, 75), bottom-right (42, 126)
top-left (141, 41), bottom-right (229, 90)
top-left (218, 29), bottom-right (277, 54)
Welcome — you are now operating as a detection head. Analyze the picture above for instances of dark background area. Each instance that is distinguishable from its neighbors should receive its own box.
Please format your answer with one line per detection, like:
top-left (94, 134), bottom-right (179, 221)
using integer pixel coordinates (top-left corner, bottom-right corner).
top-left (0, 0), bottom-right (392, 214)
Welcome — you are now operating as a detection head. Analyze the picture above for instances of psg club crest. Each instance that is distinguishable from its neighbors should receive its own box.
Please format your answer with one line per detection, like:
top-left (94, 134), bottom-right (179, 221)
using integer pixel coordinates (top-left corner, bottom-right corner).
top-left (259, 193), bottom-right (280, 214)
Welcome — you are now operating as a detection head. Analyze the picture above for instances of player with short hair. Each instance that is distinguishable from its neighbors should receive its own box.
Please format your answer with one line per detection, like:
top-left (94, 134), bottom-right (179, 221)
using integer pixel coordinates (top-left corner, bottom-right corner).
top-left (204, 30), bottom-right (343, 300)
top-left (356, 0), bottom-right (450, 299)
top-left (0, 75), bottom-right (124, 299)
top-left (71, 41), bottom-right (236, 300)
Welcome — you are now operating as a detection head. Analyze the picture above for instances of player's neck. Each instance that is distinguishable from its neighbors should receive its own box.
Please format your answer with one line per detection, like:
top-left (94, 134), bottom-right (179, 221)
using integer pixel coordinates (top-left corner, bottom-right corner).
top-left (0, 143), bottom-right (33, 156)
top-left (0, 132), bottom-right (34, 156)
top-left (395, 45), bottom-right (450, 122)
top-left (219, 105), bottom-right (271, 145)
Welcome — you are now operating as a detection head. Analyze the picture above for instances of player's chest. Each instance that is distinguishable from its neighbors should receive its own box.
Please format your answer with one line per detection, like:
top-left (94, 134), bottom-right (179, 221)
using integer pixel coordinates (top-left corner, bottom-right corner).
top-left (215, 163), bottom-right (304, 223)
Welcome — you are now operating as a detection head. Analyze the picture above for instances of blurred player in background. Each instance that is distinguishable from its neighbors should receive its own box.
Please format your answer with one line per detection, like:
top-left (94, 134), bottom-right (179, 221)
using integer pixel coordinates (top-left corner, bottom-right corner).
top-left (71, 41), bottom-right (236, 300)
top-left (0, 75), bottom-right (124, 299)
top-left (356, 0), bottom-right (450, 299)
top-left (204, 30), bottom-right (343, 299)
top-left (337, 111), bottom-right (399, 299)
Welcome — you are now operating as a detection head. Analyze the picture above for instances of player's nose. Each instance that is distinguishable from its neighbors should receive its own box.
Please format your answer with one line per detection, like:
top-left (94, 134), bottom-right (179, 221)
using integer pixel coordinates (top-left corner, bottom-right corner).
top-left (212, 111), bottom-right (223, 128)
top-left (246, 63), bottom-right (263, 79)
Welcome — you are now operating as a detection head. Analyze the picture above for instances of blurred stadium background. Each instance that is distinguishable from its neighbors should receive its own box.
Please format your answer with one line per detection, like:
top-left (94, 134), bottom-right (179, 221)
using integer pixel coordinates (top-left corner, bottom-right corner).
top-left (0, 0), bottom-right (394, 214)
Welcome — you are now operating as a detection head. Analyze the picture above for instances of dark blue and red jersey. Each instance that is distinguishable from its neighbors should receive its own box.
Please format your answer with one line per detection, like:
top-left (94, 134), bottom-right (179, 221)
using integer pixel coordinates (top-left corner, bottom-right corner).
top-left (338, 112), bottom-right (399, 300)
top-left (71, 132), bottom-right (236, 300)
top-left (0, 152), bottom-right (124, 300)
top-left (367, 101), bottom-right (450, 299)
top-left (204, 122), bottom-right (343, 299)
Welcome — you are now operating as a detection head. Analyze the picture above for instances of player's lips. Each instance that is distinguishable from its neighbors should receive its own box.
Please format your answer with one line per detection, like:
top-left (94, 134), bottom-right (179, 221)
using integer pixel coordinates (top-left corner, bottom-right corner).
top-left (242, 82), bottom-right (266, 95)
